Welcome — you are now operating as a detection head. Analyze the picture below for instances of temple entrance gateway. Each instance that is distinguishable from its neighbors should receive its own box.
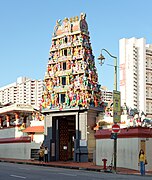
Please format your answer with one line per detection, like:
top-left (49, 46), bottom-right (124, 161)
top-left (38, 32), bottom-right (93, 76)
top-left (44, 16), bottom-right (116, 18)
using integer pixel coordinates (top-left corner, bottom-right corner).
top-left (53, 115), bottom-right (75, 161)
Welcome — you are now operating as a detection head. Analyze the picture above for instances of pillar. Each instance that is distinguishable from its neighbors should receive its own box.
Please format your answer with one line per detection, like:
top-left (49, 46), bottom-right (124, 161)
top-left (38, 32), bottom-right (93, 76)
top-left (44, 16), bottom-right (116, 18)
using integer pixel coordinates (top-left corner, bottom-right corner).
top-left (30, 133), bottom-right (35, 141)
top-left (6, 115), bottom-right (10, 127)
top-left (0, 116), bottom-right (3, 128)
top-left (74, 112), bottom-right (79, 162)
top-left (14, 112), bottom-right (19, 126)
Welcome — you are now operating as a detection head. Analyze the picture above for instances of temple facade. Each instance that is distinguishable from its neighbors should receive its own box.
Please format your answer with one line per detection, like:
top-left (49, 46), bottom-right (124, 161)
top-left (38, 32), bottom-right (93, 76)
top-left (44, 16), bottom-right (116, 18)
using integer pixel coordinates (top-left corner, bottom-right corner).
top-left (41, 13), bottom-right (104, 162)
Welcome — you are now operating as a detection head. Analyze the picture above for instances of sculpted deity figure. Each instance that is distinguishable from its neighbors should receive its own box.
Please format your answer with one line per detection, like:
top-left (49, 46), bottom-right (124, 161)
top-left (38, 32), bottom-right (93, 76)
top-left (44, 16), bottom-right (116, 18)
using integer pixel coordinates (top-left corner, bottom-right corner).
top-left (65, 91), bottom-right (70, 106)
top-left (53, 19), bottom-right (62, 37)
top-left (63, 17), bottom-right (70, 33)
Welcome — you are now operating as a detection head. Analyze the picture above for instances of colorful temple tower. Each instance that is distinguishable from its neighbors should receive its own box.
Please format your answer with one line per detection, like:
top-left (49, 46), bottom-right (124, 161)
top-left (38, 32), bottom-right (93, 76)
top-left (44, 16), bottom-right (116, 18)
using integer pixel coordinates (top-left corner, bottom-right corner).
top-left (41, 13), bottom-right (102, 110)
top-left (41, 13), bottom-right (104, 162)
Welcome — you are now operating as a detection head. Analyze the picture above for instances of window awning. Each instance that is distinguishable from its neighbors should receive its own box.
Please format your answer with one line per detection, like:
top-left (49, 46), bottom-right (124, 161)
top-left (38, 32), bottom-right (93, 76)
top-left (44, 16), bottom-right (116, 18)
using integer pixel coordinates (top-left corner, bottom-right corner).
top-left (23, 126), bottom-right (44, 133)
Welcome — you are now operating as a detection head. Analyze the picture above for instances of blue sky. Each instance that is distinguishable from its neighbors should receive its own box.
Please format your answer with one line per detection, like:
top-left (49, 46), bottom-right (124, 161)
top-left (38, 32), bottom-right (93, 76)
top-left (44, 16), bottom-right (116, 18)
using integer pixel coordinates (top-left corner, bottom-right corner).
top-left (0, 0), bottom-right (152, 90)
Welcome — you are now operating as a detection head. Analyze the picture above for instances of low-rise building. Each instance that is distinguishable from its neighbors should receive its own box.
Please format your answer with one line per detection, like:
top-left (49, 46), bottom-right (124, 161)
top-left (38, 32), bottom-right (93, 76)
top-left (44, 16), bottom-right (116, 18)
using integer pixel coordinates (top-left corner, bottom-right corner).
top-left (0, 103), bottom-right (44, 160)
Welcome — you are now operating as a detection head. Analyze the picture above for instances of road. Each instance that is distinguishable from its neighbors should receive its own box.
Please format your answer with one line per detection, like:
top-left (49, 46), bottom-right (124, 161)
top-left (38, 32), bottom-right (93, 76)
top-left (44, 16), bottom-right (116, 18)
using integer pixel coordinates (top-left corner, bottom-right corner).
top-left (0, 162), bottom-right (151, 180)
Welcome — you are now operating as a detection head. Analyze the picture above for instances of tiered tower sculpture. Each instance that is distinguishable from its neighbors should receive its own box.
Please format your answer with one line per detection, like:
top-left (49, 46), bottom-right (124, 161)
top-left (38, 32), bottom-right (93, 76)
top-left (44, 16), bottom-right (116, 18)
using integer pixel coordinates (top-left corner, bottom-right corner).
top-left (41, 13), bottom-right (102, 110)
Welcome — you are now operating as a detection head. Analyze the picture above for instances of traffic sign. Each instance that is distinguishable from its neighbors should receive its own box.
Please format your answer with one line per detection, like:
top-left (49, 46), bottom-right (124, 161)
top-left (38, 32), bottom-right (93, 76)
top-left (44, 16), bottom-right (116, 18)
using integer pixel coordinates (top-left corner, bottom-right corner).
top-left (111, 133), bottom-right (117, 140)
top-left (112, 124), bottom-right (120, 133)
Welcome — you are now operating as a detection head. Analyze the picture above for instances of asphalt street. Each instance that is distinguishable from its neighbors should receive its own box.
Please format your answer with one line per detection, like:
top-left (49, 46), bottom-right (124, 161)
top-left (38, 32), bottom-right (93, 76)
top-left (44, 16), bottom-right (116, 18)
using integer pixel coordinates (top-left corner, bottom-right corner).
top-left (0, 162), bottom-right (151, 180)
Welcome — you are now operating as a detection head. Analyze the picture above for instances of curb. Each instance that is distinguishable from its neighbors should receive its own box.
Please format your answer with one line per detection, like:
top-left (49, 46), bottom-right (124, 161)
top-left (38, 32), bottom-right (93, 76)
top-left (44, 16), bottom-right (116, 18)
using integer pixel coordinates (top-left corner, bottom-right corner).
top-left (1, 159), bottom-right (152, 176)
top-left (0, 159), bottom-right (106, 173)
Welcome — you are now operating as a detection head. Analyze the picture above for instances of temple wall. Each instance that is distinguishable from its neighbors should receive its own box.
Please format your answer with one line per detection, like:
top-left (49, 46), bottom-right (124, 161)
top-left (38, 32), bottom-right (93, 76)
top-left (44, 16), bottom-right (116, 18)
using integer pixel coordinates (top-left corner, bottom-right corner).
top-left (0, 140), bottom-right (41, 160)
top-left (0, 143), bottom-right (30, 159)
top-left (79, 112), bottom-right (87, 140)
top-left (87, 109), bottom-right (99, 161)
top-left (96, 137), bottom-right (152, 170)
top-left (33, 134), bottom-right (44, 144)
top-left (145, 138), bottom-right (152, 171)
top-left (0, 127), bottom-right (23, 138)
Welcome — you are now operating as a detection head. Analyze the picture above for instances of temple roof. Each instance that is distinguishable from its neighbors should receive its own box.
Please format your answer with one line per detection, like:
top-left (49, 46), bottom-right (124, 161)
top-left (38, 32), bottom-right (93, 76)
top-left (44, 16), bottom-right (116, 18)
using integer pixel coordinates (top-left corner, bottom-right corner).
top-left (95, 127), bottom-right (152, 139)
top-left (52, 12), bottom-right (89, 38)
top-left (23, 126), bottom-right (44, 133)
top-left (0, 103), bottom-right (34, 115)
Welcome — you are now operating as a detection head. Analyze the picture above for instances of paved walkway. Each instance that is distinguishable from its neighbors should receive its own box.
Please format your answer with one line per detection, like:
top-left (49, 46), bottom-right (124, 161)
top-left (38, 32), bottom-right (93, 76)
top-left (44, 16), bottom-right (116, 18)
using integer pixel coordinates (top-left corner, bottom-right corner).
top-left (0, 158), bottom-right (152, 176)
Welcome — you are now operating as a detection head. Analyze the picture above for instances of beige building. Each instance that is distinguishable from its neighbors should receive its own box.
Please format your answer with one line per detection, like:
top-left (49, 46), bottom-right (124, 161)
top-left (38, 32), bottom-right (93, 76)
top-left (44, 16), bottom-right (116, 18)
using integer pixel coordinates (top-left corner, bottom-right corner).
top-left (0, 77), bottom-right (43, 108)
top-left (0, 103), bottom-right (44, 160)
top-left (101, 86), bottom-right (113, 103)
top-left (119, 38), bottom-right (152, 117)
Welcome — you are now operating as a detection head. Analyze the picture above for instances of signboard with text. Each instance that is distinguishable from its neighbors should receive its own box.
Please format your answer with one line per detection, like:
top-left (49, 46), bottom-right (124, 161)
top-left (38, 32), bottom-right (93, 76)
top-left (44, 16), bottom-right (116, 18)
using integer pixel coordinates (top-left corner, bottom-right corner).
top-left (113, 90), bottom-right (121, 123)
top-left (80, 139), bottom-right (87, 147)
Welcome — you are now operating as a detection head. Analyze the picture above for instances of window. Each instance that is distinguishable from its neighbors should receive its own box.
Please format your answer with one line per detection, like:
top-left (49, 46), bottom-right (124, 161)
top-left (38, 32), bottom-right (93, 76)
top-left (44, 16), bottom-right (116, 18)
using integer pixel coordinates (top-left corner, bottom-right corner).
top-left (61, 94), bottom-right (65, 103)
top-left (53, 40), bottom-right (56, 45)
top-left (63, 62), bottom-right (66, 70)
top-left (64, 49), bottom-right (67, 56)
top-left (64, 36), bottom-right (67, 43)
top-left (62, 77), bottom-right (66, 85)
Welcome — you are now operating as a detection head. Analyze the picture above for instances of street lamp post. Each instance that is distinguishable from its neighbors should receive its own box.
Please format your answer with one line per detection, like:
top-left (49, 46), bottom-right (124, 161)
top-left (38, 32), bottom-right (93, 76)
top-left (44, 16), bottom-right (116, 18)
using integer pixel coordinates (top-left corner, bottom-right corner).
top-left (98, 49), bottom-right (117, 91)
top-left (98, 48), bottom-right (118, 172)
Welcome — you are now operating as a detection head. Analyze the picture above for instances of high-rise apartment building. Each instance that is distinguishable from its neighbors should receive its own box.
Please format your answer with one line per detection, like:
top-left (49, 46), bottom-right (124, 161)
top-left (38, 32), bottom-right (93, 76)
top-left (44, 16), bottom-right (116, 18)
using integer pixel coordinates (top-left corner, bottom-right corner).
top-left (119, 37), bottom-right (152, 117)
top-left (0, 77), bottom-right (43, 108)
top-left (101, 86), bottom-right (113, 103)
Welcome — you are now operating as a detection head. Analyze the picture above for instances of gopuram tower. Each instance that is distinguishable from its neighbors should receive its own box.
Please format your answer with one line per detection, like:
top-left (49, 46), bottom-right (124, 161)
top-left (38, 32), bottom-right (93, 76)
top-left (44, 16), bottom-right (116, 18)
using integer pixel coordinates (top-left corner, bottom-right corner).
top-left (41, 13), bottom-right (103, 162)
top-left (42, 13), bottom-right (102, 110)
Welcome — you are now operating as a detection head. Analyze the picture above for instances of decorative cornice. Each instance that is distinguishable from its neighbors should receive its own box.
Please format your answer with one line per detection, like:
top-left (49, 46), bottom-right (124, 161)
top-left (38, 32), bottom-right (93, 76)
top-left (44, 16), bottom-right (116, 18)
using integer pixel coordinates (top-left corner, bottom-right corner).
top-left (0, 137), bottom-right (31, 144)
top-left (95, 127), bottom-right (152, 139)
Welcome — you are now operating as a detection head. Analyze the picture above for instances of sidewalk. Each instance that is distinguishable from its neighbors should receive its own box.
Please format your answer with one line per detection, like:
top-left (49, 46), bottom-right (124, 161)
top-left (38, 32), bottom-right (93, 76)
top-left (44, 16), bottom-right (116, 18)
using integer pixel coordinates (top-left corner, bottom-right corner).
top-left (0, 158), bottom-right (152, 176)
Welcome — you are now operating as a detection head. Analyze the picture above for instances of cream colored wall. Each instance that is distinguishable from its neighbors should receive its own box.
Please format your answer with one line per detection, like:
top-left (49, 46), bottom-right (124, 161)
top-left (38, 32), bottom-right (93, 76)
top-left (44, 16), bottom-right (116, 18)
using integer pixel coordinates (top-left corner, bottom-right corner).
top-left (0, 127), bottom-right (25, 138)
top-left (0, 141), bottom-right (41, 160)
top-left (117, 138), bottom-right (139, 170)
top-left (96, 139), bottom-right (114, 166)
top-left (0, 143), bottom-right (31, 159)
top-left (79, 112), bottom-right (87, 140)
top-left (0, 125), bottom-right (43, 160)
top-left (0, 128), bottom-right (16, 138)
top-left (144, 138), bottom-right (152, 171)
top-left (44, 114), bottom-right (52, 135)
top-left (33, 134), bottom-right (44, 144)
top-left (87, 109), bottom-right (98, 161)
top-left (96, 138), bottom-right (152, 170)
